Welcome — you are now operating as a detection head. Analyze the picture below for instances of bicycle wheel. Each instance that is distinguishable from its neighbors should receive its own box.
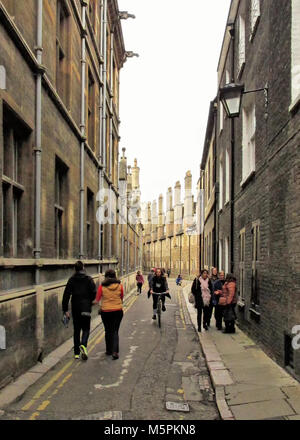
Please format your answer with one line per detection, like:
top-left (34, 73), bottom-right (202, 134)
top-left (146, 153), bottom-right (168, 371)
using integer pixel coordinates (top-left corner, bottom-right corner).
top-left (157, 297), bottom-right (161, 328)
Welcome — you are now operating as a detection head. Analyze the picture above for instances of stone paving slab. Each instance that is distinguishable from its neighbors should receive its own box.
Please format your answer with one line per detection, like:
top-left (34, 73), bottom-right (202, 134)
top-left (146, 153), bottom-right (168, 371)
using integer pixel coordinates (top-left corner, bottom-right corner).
top-left (210, 369), bottom-right (234, 387)
top-left (226, 386), bottom-right (287, 406)
top-left (230, 399), bottom-right (296, 420)
top-left (182, 377), bottom-right (203, 401)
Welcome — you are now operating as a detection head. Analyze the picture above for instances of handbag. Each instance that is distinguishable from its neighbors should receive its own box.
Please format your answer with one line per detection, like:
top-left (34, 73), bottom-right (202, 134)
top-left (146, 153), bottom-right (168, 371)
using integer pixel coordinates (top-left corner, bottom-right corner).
top-left (188, 292), bottom-right (195, 304)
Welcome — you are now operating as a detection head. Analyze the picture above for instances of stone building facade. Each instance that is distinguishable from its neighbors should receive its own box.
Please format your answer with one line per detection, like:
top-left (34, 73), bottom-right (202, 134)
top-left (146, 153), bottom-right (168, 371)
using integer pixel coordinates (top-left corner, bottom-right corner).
top-left (201, 0), bottom-right (300, 379)
top-left (0, 0), bottom-right (142, 387)
top-left (143, 171), bottom-right (200, 280)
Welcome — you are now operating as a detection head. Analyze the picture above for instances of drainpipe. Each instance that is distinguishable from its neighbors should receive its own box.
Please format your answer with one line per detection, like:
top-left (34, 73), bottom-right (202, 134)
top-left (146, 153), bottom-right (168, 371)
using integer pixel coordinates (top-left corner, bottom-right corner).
top-left (98, 0), bottom-right (104, 274)
top-left (108, 30), bottom-right (114, 264)
top-left (230, 25), bottom-right (235, 274)
top-left (34, 0), bottom-right (43, 285)
top-left (213, 101), bottom-right (218, 268)
top-left (79, 1), bottom-right (87, 259)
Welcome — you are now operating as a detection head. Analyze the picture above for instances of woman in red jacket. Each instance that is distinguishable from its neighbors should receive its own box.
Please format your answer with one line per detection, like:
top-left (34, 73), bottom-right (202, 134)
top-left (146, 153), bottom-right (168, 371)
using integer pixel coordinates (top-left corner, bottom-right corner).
top-left (136, 271), bottom-right (144, 294)
top-left (222, 274), bottom-right (237, 334)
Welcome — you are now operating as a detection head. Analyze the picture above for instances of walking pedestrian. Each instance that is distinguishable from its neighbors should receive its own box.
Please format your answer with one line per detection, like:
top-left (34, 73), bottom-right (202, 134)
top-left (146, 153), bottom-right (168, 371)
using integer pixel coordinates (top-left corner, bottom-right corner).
top-left (136, 270), bottom-right (144, 294)
top-left (212, 270), bottom-right (226, 330)
top-left (222, 274), bottom-right (237, 334)
top-left (94, 269), bottom-right (124, 360)
top-left (150, 268), bottom-right (170, 320)
top-left (62, 261), bottom-right (96, 360)
top-left (191, 269), bottom-right (213, 332)
top-left (167, 268), bottom-right (171, 278)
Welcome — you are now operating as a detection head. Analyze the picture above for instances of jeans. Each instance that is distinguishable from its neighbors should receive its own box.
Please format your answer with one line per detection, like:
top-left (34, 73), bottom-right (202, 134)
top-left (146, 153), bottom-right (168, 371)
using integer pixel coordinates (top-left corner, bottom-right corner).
top-left (101, 310), bottom-right (123, 354)
top-left (214, 305), bottom-right (224, 329)
top-left (196, 305), bottom-right (213, 330)
top-left (73, 312), bottom-right (91, 355)
top-left (152, 293), bottom-right (166, 314)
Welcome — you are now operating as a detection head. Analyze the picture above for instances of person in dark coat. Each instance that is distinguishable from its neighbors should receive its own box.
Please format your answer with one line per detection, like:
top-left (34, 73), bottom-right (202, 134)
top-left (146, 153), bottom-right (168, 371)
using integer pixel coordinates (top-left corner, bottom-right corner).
top-left (150, 268), bottom-right (170, 320)
top-left (212, 270), bottom-right (226, 330)
top-left (62, 261), bottom-right (96, 360)
top-left (191, 269), bottom-right (213, 332)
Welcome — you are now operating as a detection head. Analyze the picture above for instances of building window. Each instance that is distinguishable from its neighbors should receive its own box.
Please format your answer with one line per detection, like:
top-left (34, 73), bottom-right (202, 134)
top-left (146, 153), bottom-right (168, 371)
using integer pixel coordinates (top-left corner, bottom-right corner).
top-left (291, 0), bottom-right (300, 107)
top-left (88, 68), bottom-right (95, 150)
top-left (224, 236), bottom-right (229, 275)
top-left (86, 188), bottom-right (94, 259)
top-left (207, 158), bottom-right (211, 200)
top-left (219, 102), bottom-right (223, 133)
top-left (226, 69), bottom-right (230, 84)
top-left (56, 0), bottom-right (70, 104)
top-left (238, 15), bottom-right (245, 78)
top-left (2, 105), bottom-right (28, 257)
top-left (251, 221), bottom-right (260, 307)
top-left (88, 0), bottom-right (96, 32)
top-left (219, 239), bottom-right (223, 271)
top-left (242, 104), bottom-right (256, 183)
top-left (225, 148), bottom-right (230, 203)
top-left (250, 0), bottom-right (261, 40)
top-left (55, 157), bottom-right (68, 259)
top-left (219, 161), bottom-right (223, 210)
top-left (239, 228), bottom-right (246, 301)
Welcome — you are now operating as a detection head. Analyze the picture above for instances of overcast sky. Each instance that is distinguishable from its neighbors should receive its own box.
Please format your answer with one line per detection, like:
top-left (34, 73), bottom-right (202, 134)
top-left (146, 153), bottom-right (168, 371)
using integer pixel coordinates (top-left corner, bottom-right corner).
top-left (118, 0), bottom-right (231, 209)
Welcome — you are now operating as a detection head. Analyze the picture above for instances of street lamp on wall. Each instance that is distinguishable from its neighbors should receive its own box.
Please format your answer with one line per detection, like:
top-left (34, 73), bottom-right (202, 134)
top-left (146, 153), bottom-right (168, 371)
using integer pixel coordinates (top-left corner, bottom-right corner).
top-left (219, 82), bottom-right (268, 118)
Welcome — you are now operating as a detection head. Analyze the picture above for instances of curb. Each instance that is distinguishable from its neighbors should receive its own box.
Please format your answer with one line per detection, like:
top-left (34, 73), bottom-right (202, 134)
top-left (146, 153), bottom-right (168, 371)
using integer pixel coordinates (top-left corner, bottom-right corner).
top-left (181, 284), bottom-right (235, 421)
top-left (0, 287), bottom-right (138, 410)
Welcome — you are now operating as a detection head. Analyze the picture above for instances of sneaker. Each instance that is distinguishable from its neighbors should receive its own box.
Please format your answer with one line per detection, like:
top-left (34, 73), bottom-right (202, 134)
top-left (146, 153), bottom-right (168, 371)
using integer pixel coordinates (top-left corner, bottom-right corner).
top-left (152, 315), bottom-right (156, 320)
top-left (80, 344), bottom-right (88, 361)
top-left (162, 305), bottom-right (166, 312)
top-left (112, 353), bottom-right (119, 360)
top-left (74, 354), bottom-right (80, 359)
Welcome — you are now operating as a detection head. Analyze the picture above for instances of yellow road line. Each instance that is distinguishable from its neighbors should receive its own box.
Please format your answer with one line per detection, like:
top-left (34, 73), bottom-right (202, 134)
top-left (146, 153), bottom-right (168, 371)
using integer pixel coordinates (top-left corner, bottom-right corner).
top-left (29, 412), bottom-right (40, 420)
top-left (37, 400), bottom-right (50, 411)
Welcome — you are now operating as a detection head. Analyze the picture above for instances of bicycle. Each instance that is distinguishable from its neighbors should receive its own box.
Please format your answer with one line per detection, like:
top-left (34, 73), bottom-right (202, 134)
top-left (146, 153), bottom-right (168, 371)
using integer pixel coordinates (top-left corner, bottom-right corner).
top-left (152, 292), bottom-right (168, 328)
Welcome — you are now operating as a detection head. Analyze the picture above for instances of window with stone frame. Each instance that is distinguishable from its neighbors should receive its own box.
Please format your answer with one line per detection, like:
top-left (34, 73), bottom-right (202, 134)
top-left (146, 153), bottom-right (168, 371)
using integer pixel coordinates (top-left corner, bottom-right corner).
top-left (55, 156), bottom-right (68, 259)
top-left (251, 221), bottom-right (260, 307)
top-left (250, 0), bottom-right (261, 40)
top-left (88, 67), bottom-right (95, 150)
top-left (239, 228), bottom-right (246, 301)
top-left (219, 100), bottom-right (224, 133)
top-left (224, 236), bottom-right (229, 275)
top-left (238, 15), bottom-right (246, 78)
top-left (219, 239), bottom-right (223, 271)
top-left (2, 105), bottom-right (29, 257)
top-left (88, 0), bottom-right (96, 32)
top-left (291, 0), bottom-right (300, 108)
top-left (207, 158), bottom-right (211, 201)
top-left (225, 148), bottom-right (230, 204)
top-left (56, 0), bottom-right (70, 104)
top-left (242, 103), bottom-right (256, 183)
top-left (86, 188), bottom-right (94, 259)
top-left (219, 159), bottom-right (223, 210)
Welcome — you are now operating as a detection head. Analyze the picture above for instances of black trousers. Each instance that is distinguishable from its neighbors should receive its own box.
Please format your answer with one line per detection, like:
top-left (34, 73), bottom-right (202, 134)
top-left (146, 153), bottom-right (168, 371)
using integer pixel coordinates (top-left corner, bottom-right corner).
top-left (196, 304), bottom-right (213, 329)
top-left (214, 305), bottom-right (224, 329)
top-left (73, 313), bottom-right (91, 355)
top-left (224, 304), bottom-right (236, 332)
top-left (101, 310), bottom-right (123, 354)
top-left (137, 282), bottom-right (143, 293)
top-left (152, 294), bottom-right (165, 311)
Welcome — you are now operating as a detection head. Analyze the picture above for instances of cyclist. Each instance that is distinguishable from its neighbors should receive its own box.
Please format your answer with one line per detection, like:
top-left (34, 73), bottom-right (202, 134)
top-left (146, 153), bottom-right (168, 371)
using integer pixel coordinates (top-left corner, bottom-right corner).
top-left (150, 268), bottom-right (170, 320)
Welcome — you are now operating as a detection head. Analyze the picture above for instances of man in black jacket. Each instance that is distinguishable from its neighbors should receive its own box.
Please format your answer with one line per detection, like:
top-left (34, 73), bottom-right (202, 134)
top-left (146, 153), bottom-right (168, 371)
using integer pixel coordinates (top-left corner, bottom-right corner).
top-left (62, 261), bottom-right (96, 360)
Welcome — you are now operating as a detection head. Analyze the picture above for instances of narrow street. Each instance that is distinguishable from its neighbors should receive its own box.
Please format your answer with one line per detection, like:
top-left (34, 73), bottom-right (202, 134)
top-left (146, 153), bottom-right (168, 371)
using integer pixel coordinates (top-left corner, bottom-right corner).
top-left (0, 281), bottom-right (219, 421)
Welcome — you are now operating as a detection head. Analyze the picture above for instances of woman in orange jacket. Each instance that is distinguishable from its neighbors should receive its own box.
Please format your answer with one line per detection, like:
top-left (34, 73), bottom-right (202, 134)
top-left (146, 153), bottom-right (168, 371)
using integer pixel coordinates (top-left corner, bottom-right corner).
top-left (221, 274), bottom-right (237, 334)
top-left (94, 269), bottom-right (124, 359)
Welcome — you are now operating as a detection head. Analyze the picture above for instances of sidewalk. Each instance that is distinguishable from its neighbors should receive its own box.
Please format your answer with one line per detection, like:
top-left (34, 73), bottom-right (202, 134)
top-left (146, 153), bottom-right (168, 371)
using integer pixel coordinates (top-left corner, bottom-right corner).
top-left (182, 285), bottom-right (300, 420)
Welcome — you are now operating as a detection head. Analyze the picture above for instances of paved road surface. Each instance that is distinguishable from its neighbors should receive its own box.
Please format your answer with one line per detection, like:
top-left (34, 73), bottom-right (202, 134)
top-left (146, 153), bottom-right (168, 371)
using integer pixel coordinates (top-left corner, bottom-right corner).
top-left (0, 281), bottom-right (219, 421)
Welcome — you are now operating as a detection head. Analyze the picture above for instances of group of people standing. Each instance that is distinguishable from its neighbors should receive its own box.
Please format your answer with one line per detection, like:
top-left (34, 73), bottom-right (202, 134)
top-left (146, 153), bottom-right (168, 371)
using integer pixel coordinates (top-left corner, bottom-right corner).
top-left (191, 268), bottom-right (237, 333)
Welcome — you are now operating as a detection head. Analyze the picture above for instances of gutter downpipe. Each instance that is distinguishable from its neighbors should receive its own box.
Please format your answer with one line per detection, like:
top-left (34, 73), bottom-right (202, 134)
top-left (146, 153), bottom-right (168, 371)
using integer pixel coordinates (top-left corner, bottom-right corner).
top-left (108, 30), bottom-right (114, 266)
top-left (34, 0), bottom-right (43, 285)
top-left (213, 102), bottom-right (218, 269)
top-left (98, 0), bottom-right (104, 274)
top-left (79, 1), bottom-right (87, 259)
top-left (101, 0), bottom-right (108, 262)
top-left (230, 25), bottom-right (235, 275)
